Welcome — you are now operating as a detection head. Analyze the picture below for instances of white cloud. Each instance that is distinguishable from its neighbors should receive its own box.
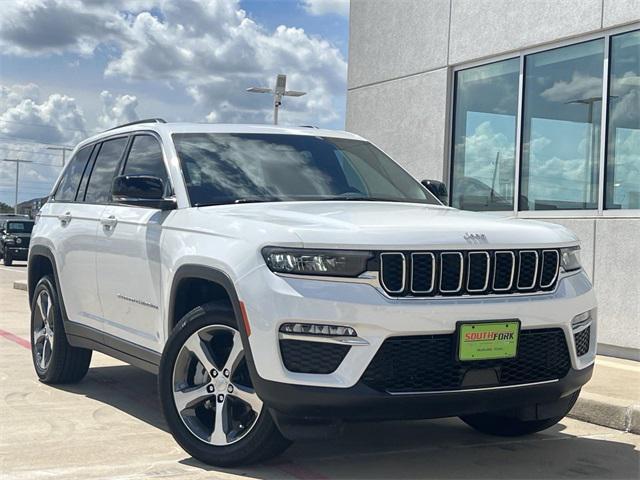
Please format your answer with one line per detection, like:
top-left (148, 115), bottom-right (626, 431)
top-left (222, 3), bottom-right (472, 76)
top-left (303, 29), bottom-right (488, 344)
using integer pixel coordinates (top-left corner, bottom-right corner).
top-left (454, 120), bottom-right (515, 194)
top-left (104, 1), bottom-right (347, 125)
top-left (0, 0), bottom-right (348, 128)
top-left (97, 91), bottom-right (140, 129)
top-left (301, 0), bottom-right (350, 16)
top-left (0, 84), bottom-right (87, 144)
top-left (541, 73), bottom-right (602, 103)
top-left (0, 83), bottom-right (41, 111)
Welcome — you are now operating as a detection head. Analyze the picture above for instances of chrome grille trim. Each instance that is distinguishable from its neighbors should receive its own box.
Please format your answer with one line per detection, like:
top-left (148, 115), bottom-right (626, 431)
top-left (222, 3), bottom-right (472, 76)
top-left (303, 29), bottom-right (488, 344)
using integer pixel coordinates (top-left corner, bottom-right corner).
top-left (492, 251), bottom-right (516, 291)
top-left (377, 248), bottom-right (562, 298)
top-left (540, 249), bottom-right (560, 288)
top-left (410, 252), bottom-right (435, 294)
top-left (439, 252), bottom-right (464, 293)
top-left (379, 252), bottom-right (406, 293)
top-left (517, 250), bottom-right (539, 290)
top-left (466, 251), bottom-right (490, 292)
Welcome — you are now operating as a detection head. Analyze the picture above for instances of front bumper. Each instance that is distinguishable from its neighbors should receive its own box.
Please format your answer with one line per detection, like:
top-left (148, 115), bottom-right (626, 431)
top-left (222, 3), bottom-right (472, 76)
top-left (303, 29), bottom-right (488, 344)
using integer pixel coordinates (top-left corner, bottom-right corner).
top-left (254, 364), bottom-right (593, 421)
top-left (237, 266), bottom-right (597, 391)
top-left (4, 246), bottom-right (28, 260)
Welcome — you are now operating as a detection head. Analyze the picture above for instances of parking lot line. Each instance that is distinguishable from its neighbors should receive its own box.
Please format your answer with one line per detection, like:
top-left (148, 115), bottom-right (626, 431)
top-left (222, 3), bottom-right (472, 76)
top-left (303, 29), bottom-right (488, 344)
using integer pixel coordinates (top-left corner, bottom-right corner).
top-left (0, 328), bottom-right (30, 349)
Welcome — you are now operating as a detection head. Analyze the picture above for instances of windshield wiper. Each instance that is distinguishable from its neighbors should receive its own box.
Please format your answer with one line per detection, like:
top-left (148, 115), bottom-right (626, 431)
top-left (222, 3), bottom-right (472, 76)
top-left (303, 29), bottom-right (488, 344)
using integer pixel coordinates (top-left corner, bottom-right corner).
top-left (234, 196), bottom-right (283, 204)
top-left (194, 196), bottom-right (283, 207)
top-left (312, 195), bottom-right (408, 203)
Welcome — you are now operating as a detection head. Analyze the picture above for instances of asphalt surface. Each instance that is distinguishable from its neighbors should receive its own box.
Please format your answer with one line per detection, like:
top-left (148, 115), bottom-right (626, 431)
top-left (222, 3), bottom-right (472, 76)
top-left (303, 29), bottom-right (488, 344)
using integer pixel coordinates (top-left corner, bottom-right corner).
top-left (1, 262), bottom-right (639, 479)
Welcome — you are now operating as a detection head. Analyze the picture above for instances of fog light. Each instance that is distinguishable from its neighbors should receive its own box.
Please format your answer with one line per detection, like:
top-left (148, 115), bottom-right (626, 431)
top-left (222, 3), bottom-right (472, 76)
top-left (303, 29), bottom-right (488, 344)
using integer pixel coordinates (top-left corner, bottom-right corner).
top-left (279, 323), bottom-right (357, 337)
top-left (572, 310), bottom-right (592, 329)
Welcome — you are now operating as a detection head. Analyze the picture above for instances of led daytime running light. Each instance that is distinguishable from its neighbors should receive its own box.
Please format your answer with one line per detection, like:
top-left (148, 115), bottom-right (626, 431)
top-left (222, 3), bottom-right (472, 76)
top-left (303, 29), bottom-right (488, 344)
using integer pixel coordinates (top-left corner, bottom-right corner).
top-left (279, 323), bottom-right (357, 337)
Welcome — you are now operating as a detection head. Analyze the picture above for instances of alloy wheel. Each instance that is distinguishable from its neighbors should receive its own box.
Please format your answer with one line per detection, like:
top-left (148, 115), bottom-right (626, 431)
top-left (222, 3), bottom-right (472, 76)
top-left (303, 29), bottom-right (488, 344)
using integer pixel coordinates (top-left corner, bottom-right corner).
top-left (33, 289), bottom-right (55, 371)
top-left (172, 325), bottom-right (262, 446)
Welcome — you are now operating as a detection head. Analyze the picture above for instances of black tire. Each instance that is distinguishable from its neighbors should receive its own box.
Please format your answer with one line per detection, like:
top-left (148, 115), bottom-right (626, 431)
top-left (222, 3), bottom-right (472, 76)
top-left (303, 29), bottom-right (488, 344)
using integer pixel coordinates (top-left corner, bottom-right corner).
top-left (159, 302), bottom-right (290, 467)
top-left (3, 247), bottom-right (12, 266)
top-left (30, 275), bottom-right (92, 384)
top-left (460, 390), bottom-right (581, 436)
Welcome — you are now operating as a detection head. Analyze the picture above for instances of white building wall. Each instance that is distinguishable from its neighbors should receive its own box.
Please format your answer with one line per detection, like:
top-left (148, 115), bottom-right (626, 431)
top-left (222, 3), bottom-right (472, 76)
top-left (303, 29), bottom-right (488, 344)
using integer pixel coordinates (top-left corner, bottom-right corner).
top-left (346, 0), bottom-right (640, 359)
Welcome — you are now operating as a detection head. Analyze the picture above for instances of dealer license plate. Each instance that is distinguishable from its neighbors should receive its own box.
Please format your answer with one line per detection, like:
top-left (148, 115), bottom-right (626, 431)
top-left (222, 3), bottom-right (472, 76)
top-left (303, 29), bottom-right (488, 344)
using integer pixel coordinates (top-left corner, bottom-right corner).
top-left (458, 321), bottom-right (519, 361)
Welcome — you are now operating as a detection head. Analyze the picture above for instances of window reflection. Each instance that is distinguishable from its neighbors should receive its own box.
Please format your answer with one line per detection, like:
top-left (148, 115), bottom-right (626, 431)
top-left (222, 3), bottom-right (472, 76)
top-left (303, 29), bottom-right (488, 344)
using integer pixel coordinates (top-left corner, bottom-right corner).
top-left (606, 30), bottom-right (640, 209)
top-left (172, 133), bottom-right (438, 206)
top-left (520, 40), bottom-right (604, 210)
top-left (451, 59), bottom-right (519, 211)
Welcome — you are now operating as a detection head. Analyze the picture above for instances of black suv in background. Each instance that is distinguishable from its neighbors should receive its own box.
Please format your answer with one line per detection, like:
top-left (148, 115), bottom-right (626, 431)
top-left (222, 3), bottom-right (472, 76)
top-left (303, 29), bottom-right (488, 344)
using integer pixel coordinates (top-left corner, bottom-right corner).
top-left (0, 217), bottom-right (34, 266)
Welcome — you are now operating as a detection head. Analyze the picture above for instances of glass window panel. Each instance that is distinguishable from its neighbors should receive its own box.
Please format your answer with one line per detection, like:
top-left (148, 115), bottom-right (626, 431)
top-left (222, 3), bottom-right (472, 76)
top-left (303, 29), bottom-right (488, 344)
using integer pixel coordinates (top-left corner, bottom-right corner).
top-left (84, 137), bottom-right (128, 204)
top-left (172, 133), bottom-right (439, 206)
top-left (606, 30), bottom-right (640, 210)
top-left (54, 145), bottom-right (93, 202)
top-left (123, 135), bottom-right (170, 194)
top-left (451, 58), bottom-right (519, 211)
top-left (520, 40), bottom-right (604, 210)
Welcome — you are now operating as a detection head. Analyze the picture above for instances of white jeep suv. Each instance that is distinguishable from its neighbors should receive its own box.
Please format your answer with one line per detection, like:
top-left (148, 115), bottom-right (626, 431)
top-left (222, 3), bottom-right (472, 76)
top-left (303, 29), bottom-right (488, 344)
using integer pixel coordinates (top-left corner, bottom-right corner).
top-left (28, 119), bottom-right (596, 466)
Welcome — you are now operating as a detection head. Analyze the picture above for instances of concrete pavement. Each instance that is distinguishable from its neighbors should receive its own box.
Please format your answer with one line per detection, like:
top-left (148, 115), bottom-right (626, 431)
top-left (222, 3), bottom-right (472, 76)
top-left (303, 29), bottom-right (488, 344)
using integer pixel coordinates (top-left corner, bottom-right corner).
top-left (1, 262), bottom-right (639, 479)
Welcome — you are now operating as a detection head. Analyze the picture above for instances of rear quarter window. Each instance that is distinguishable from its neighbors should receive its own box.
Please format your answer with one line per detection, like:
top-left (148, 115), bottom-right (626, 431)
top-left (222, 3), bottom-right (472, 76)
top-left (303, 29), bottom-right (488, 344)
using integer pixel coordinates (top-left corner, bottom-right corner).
top-left (54, 145), bottom-right (94, 202)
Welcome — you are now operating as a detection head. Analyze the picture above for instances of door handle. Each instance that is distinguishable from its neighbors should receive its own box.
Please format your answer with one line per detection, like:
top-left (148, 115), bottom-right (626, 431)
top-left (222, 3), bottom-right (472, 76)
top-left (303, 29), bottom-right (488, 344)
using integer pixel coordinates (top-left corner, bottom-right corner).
top-left (58, 212), bottom-right (72, 225)
top-left (100, 215), bottom-right (118, 231)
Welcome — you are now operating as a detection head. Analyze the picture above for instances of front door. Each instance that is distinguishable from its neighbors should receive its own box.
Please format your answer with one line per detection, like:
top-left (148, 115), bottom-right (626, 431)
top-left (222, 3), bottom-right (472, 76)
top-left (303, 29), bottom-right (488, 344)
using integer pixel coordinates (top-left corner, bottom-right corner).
top-left (95, 134), bottom-right (172, 352)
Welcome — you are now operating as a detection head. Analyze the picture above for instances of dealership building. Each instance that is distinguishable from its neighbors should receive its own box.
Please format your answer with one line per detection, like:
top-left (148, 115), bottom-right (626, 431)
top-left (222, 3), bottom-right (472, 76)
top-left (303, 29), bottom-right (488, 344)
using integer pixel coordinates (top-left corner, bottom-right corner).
top-left (346, 1), bottom-right (639, 359)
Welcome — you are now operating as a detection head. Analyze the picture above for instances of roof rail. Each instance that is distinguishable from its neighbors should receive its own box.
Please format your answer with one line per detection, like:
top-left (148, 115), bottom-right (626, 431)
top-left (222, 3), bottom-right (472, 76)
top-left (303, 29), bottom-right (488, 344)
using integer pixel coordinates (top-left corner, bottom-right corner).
top-left (106, 118), bottom-right (167, 131)
top-left (298, 125), bottom-right (319, 129)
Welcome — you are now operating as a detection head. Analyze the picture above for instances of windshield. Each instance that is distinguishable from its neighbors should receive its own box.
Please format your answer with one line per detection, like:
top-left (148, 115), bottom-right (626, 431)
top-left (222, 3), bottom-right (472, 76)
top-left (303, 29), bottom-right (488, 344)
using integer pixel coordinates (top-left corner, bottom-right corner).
top-left (172, 133), bottom-right (440, 206)
top-left (6, 221), bottom-right (34, 233)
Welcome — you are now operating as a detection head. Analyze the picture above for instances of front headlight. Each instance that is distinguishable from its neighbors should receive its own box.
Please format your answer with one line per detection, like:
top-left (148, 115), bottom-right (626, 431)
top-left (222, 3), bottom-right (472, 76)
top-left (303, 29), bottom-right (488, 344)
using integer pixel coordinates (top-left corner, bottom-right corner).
top-left (262, 247), bottom-right (372, 277)
top-left (560, 246), bottom-right (581, 272)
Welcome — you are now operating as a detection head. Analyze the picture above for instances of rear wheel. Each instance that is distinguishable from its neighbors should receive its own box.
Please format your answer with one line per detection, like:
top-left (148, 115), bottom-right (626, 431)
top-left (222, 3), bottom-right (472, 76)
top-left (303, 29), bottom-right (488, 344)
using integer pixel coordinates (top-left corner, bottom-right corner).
top-left (159, 303), bottom-right (290, 466)
top-left (30, 275), bottom-right (92, 383)
top-left (460, 390), bottom-right (580, 436)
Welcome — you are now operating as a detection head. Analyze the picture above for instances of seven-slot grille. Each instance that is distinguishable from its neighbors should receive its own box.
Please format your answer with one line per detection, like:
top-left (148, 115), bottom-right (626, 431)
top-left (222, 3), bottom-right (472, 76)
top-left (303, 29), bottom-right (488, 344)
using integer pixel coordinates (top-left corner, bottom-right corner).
top-left (378, 249), bottom-right (560, 297)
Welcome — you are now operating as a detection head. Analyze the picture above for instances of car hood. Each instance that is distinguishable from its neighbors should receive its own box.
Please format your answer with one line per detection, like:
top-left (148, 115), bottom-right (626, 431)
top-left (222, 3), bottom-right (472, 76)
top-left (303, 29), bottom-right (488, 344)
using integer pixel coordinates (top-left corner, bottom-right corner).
top-left (199, 201), bottom-right (578, 250)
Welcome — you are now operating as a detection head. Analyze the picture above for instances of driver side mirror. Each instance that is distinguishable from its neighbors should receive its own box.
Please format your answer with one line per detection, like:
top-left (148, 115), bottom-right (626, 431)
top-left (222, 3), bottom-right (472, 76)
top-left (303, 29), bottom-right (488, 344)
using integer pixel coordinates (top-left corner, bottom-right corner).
top-left (421, 179), bottom-right (449, 205)
top-left (112, 175), bottom-right (176, 210)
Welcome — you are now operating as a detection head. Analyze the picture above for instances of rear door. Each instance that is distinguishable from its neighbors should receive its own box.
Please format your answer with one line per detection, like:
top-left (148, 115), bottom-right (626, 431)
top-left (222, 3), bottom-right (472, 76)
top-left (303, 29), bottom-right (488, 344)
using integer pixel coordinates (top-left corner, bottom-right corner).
top-left (45, 143), bottom-right (103, 328)
top-left (96, 134), bottom-right (172, 351)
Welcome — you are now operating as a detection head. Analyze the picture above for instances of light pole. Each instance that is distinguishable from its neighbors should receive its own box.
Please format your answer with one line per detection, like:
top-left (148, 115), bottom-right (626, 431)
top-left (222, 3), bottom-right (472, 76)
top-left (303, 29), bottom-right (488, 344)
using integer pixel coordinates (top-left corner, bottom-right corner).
top-left (46, 146), bottom-right (73, 166)
top-left (2, 158), bottom-right (33, 214)
top-left (247, 74), bottom-right (306, 125)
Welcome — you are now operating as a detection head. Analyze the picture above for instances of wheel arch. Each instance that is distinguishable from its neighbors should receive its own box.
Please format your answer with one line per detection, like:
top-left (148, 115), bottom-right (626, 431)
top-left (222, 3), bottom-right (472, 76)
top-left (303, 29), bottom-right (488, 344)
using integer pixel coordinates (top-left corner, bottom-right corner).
top-left (28, 246), bottom-right (61, 308)
top-left (168, 265), bottom-right (246, 337)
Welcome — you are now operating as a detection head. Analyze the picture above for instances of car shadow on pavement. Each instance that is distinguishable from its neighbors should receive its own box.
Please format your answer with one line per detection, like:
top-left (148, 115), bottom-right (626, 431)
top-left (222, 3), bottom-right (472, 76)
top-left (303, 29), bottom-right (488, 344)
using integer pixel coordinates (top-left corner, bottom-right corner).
top-left (55, 364), bottom-right (639, 480)
top-left (55, 363), bottom-right (168, 432)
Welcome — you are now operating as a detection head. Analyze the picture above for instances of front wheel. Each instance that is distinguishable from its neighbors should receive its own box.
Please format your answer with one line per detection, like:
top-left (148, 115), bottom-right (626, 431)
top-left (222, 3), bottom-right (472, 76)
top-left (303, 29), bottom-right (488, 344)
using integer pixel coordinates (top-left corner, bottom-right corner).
top-left (159, 303), bottom-right (290, 467)
top-left (3, 247), bottom-right (12, 266)
top-left (460, 390), bottom-right (580, 436)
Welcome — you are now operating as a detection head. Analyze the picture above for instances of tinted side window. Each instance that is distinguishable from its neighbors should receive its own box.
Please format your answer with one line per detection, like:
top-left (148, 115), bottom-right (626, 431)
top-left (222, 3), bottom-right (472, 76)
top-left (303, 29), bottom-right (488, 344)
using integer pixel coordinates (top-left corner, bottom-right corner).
top-left (123, 135), bottom-right (169, 192)
top-left (54, 145), bottom-right (93, 202)
top-left (84, 137), bottom-right (128, 204)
